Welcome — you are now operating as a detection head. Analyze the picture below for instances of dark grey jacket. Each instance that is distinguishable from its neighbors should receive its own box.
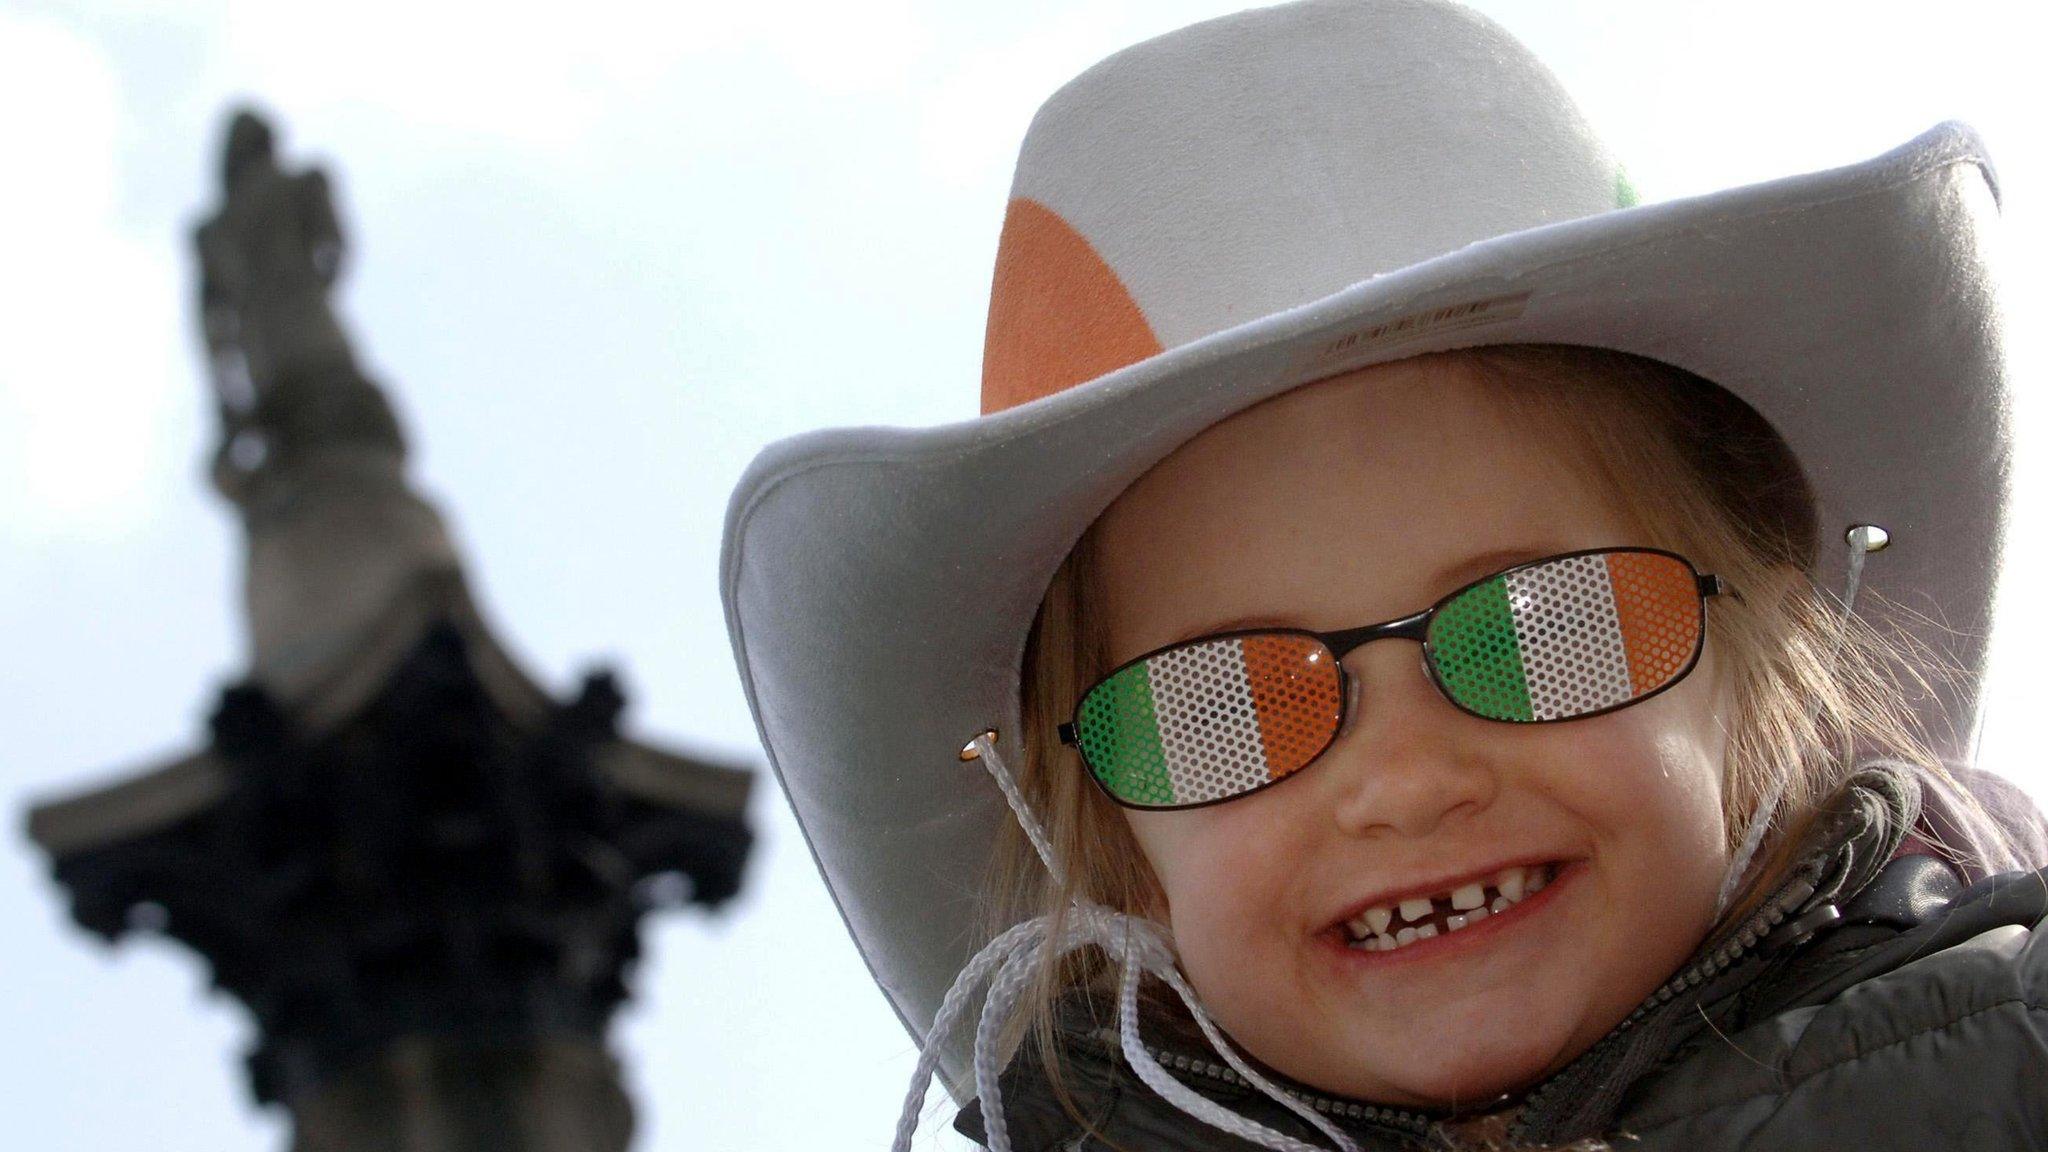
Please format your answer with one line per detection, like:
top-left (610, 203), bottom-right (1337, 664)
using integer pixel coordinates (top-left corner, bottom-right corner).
top-left (955, 768), bottom-right (2048, 1150)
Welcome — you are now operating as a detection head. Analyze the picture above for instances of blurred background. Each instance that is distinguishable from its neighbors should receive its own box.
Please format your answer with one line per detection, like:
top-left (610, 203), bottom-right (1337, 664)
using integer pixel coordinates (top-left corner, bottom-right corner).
top-left (3, 1), bottom-right (2044, 1149)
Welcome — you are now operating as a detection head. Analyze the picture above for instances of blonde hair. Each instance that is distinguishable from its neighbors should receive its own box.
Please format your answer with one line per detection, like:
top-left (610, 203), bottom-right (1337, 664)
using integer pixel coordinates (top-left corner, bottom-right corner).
top-left (985, 344), bottom-right (1995, 1131)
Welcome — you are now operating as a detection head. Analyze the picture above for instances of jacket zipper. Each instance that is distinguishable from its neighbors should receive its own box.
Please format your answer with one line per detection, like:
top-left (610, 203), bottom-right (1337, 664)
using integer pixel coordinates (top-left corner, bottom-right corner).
top-left (1090, 1026), bottom-right (1438, 1143)
top-left (1504, 869), bottom-right (1823, 1143)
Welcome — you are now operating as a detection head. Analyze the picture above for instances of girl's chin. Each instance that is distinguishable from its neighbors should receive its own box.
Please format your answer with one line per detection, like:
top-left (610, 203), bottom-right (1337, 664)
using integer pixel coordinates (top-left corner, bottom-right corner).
top-left (1251, 990), bottom-right (1586, 1110)
top-left (1383, 1052), bottom-right (1562, 1110)
top-left (1302, 1041), bottom-right (1572, 1112)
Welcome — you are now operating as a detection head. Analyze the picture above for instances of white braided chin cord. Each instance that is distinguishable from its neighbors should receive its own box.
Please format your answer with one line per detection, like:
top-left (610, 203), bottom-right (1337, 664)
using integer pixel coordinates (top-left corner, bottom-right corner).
top-left (1713, 526), bottom-right (1881, 916)
top-left (891, 734), bottom-right (1361, 1152)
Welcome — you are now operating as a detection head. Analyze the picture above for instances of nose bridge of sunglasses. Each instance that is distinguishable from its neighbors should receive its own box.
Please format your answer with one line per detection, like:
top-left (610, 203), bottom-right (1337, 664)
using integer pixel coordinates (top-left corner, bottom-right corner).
top-left (1325, 618), bottom-right (1455, 738)
top-left (1322, 606), bottom-right (1433, 660)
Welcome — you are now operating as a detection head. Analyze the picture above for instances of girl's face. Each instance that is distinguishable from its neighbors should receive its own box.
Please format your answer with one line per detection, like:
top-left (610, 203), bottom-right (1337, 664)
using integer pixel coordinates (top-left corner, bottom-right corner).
top-left (1094, 355), bottom-right (1733, 1109)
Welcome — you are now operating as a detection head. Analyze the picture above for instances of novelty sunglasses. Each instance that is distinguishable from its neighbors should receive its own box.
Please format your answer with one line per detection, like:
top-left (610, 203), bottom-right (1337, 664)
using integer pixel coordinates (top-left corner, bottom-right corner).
top-left (1058, 547), bottom-right (1727, 811)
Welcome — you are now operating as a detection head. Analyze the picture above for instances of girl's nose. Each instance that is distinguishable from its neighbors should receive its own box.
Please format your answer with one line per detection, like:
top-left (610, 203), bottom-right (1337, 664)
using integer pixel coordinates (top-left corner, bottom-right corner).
top-left (1321, 639), bottom-right (1500, 839)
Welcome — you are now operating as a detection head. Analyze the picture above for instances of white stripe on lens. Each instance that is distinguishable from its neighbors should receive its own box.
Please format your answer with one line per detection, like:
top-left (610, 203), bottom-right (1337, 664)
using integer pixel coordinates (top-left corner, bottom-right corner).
top-left (1505, 554), bottom-right (1634, 720)
top-left (1147, 639), bottom-right (1271, 803)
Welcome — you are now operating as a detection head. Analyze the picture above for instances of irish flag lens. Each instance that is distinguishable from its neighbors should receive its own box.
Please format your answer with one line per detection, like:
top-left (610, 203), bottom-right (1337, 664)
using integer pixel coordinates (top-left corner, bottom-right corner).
top-left (1427, 550), bottom-right (1702, 722)
top-left (1074, 633), bottom-right (1343, 808)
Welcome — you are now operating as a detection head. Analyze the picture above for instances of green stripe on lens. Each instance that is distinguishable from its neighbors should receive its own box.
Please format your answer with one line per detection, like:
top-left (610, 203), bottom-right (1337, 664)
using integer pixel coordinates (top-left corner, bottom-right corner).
top-left (1428, 575), bottom-right (1534, 721)
top-left (1075, 660), bottom-right (1176, 805)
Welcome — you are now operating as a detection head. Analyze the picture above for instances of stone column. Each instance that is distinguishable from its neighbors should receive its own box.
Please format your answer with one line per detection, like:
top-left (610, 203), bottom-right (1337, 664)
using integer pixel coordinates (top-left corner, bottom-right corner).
top-left (25, 109), bottom-right (752, 1152)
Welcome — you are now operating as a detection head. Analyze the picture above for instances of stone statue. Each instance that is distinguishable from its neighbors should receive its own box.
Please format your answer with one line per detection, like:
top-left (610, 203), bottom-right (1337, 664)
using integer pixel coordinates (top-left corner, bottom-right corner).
top-left (198, 112), bottom-right (349, 412)
top-left (196, 111), bottom-right (395, 501)
top-left (189, 108), bottom-right (465, 717)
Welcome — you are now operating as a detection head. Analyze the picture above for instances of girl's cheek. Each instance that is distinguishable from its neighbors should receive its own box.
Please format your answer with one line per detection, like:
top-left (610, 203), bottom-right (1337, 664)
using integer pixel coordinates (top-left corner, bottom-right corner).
top-left (1586, 687), bottom-right (1727, 801)
top-left (1643, 691), bottom-right (1732, 849)
top-left (1653, 729), bottom-right (1727, 815)
top-left (1129, 809), bottom-right (1283, 929)
top-left (1592, 704), bottom-right (1733, 898)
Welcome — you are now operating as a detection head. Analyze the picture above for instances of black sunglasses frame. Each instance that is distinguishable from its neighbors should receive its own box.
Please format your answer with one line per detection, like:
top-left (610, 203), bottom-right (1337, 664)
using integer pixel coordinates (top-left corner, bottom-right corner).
top-left (1057, 546), bottom-right (1728, 812)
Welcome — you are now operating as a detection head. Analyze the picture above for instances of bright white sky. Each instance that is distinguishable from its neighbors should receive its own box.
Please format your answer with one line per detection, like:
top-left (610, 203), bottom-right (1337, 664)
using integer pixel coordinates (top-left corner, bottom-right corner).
top-left (3, 2), bottom-right (2045, 1150)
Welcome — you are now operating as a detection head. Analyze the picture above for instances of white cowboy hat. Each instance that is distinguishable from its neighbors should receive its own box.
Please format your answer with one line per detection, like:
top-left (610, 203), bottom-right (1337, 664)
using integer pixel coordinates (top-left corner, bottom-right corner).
top-left (719, 0), bottom-right (2009, 1085)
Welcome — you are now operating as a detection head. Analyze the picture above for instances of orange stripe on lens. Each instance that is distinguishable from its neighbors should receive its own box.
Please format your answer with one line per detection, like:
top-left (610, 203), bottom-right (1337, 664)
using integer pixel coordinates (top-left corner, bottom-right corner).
top-left (1240, 634), bottom-right (1344, 777)
top-left (1604, 551), bottom-right (1702, 695)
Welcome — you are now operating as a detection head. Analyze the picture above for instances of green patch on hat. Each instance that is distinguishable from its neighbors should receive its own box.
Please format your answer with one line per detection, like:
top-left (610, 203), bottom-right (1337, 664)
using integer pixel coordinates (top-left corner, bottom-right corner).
top-left (1616, 166), bottom-right (1640, 209)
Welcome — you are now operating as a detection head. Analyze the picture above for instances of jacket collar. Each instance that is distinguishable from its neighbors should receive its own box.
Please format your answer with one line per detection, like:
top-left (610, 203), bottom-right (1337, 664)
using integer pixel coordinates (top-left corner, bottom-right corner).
top-left (1507, 763), bottom-right (1916, 1143)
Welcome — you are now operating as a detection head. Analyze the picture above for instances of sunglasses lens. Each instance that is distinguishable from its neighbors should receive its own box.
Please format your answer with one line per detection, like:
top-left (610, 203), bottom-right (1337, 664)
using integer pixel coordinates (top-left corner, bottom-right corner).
top-left (1427, 550), bottom-right (1704, 722)
top-left (1076, 633), bottom-right (1343, 808)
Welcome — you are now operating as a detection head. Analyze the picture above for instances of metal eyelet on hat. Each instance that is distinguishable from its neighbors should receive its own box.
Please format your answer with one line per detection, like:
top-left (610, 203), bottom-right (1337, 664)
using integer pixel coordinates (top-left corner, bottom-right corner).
top-left (958, 728), bottom-right (999, 762)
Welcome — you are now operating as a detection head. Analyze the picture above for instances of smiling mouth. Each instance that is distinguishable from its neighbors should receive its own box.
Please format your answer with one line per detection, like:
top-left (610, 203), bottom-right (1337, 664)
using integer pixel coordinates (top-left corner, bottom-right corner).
top-left (1340, 863), bottom-right (1558, 954)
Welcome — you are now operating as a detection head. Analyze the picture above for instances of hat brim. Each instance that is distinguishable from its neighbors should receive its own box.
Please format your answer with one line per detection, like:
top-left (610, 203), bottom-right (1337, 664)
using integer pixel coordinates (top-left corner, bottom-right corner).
top-left (720, 122), bottom-right (2009, 1088)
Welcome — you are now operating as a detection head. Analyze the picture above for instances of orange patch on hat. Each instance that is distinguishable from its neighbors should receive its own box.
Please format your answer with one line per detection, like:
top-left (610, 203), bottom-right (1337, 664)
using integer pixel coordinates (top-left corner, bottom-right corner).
top-left (981, 197), bottom-right (1162, 414)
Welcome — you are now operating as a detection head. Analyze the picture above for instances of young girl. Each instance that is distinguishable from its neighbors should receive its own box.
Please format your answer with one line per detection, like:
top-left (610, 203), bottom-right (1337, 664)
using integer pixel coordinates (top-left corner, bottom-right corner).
top-left (720, 2), bottom-right (2048, 1148)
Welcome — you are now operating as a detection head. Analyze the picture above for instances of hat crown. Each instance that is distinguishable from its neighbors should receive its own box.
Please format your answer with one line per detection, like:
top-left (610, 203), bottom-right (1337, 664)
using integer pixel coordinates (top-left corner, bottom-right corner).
top-left (982, 0), bottom-right (1627, 413)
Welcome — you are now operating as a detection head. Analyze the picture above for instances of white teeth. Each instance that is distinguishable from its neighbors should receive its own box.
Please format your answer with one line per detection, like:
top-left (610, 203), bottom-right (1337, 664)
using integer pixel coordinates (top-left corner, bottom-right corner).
top-left (1342, 906), bottom-right (1394, 944)
top-left (1352, 865), bottom-right (1558, 951)
top-left (1497, 868), bottom-right (1526, 902)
